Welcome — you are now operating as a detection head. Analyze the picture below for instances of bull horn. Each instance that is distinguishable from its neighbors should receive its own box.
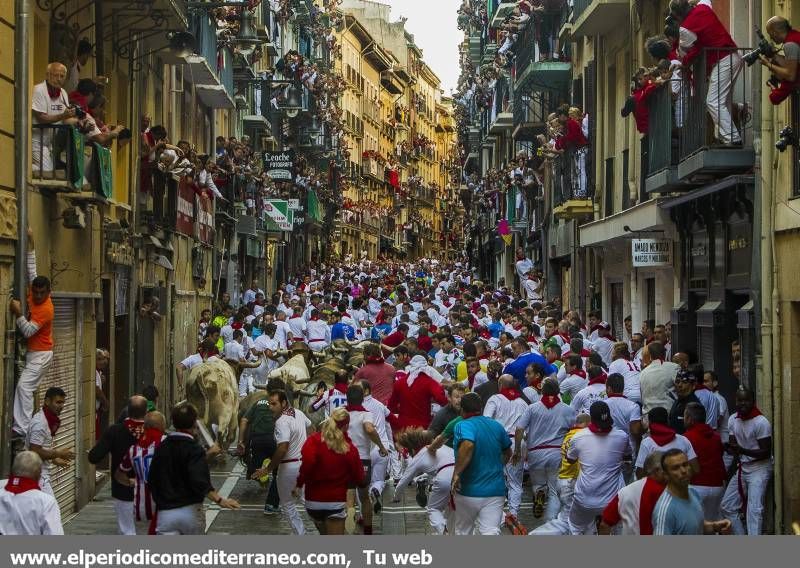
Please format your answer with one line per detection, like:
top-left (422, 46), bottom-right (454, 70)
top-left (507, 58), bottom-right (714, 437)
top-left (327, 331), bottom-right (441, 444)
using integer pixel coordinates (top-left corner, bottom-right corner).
top-left (311, 351), bottom-right (327, 359)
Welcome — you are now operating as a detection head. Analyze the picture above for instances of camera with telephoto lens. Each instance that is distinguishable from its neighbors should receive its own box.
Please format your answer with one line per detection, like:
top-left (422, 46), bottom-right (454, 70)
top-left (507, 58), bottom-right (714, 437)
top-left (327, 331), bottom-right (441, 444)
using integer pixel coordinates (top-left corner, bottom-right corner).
top-left (69, 104), bottom-right (86, 120)
top-left (744, 26), bottom-right (777, 66)
top-left (775, 126), bottom-right (796, 152)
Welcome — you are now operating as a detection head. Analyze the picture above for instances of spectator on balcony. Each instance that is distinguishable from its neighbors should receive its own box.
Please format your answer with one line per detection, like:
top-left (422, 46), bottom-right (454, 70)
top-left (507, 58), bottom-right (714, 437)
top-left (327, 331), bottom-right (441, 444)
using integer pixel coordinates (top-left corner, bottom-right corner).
top-left (674, 0), bottom-right (742, 145)
top-left (140, 124), bottom-right (182, 193)
top-left (85, 95), bottom-right (127, 148)
top-left (65, 39), bottom-right (94, 93)
top-left (68, 78), bottom-right (97, 113)
top-left (32, 62), bottom-right (78, 172)
top-left (645, 34), bottom-right (685, 127)
top-left (554, 106), bottom-right (589, 198)
top-left (197, 157), bottom-right (226, 202)
top-left (761, 16), bottom-right (800, 105)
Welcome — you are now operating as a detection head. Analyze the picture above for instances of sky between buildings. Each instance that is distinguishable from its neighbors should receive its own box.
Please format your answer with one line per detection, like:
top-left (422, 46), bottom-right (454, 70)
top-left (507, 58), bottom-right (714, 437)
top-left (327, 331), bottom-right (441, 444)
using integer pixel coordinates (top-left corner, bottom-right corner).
top-left (381, 0), bottom-right (462, 96)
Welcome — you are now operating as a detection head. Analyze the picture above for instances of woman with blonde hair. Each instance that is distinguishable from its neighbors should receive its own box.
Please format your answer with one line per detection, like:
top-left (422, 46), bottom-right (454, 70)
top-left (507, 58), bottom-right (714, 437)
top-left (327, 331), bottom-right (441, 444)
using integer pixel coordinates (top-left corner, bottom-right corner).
top-left (392, 427), bottom-right (455, 535)
top-left (293, 407), bottom-right (365, 534)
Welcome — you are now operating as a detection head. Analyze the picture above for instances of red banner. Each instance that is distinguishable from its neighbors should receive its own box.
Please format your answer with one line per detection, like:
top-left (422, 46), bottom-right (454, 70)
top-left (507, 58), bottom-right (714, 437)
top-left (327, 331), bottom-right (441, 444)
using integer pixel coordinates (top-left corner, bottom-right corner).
top-left (176, 178), bottom-right (195, 236)
top-left (195, 194), bottom-right (214, 245)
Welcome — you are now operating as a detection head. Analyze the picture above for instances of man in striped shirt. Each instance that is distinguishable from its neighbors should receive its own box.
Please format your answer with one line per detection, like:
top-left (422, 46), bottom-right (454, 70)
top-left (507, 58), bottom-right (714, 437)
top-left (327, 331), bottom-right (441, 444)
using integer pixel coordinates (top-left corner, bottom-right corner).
top-left (116, 411), bottom-right (167, 535)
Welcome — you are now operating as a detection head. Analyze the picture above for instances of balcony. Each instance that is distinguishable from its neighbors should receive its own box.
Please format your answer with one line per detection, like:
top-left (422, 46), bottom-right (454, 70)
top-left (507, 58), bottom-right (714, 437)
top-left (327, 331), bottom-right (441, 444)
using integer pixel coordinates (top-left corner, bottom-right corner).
top-left (468, 35), bottom-right (482, 63)
top-left (513, 91), bottom-right (556, 141)
top-left (644, 83), bottom-right (695, 194)
top-left (257, 1), bottom-right (279, 57)
top-left (186, 12), bottom-right (235, 108)
top-left (552, 150), bottom-right (594, 220)
top-left (676, 48), bottom-right (755, 181)
top-left (572, 0), bottom-right (630, 37)
top-left (361, 156), bottom-right (384, 183)
top-left (513, 20), bottom-right (571, 95)
top-left (489, 1), bottom-right (517, 29)
top-left (31, 125), bottom-right (84, 191)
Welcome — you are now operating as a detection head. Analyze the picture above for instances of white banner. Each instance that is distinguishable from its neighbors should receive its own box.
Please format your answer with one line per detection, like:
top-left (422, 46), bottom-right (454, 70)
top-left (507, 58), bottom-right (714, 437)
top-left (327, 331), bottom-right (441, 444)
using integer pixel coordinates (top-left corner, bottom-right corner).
top-left (632, 239), bottom-right (672, 267)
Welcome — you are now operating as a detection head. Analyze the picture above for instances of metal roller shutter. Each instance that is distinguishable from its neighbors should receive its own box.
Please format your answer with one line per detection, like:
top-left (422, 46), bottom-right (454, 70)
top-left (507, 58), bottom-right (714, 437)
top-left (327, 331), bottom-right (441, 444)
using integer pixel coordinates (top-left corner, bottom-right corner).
top-left (172, 292), bottom-right (196, 400)
top-left (36, 298), bottom-right (79, 515)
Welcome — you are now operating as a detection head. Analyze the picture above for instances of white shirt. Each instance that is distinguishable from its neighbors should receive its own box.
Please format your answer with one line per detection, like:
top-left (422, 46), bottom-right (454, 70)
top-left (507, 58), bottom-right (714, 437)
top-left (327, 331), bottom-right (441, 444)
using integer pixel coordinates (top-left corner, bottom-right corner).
top-left (0, 483), bottom-right (63, 535)
top-left (306, 319), bottom-right (330, 349)
top-left (639, 360), bottom-right (680, 415)
top-left (560, 373), bottom-right (589, 402)
top-left (363, 395), bottom-right (390, 444)
top-left (242, 287), bottom-right (264, 306)
top-left (273, 320), bottom-right (292, 349)
top-left (523, 387), bottom-right (541, 404)
top-left (287, 316), bottom-right (307, 341)
top-left (728, 413), bottom-right (772, 472)
top-left (465, 370), bottom-right (489, 389)
top-left (483, 394), bottom-right (528, 435)
top-left (714, 391), bottom-right (730, 443)
top-left (347, 409), bottom-right (375, 460)
top-left (395, 446), bottom-right (455, 493)
top-left (24, 411), bottom-right (53, 486)
top-left (567, 428), bottom-right (629, 509)
top-left (608, 358), bottom-right (642, 403)
top-left (253, 335), bottom-right (279, 373)
top-left (522, 277), bottom-right (542, 301)
top-left (516, 401), bottom-right (576, 468)
top-left (311, 387), bottom-right (347, 418)
top-left (592, 336), bottom-right (615, 367)
top-left (220, 324), bottom-right (235, 345)
top-left (605, 395), bottom-right (642, 455)
top-left (635, 432), bottom-right (697, 469)
top-left (275, 409), bottom-right (312, 461)
top-left (570, 383), bottom-right (607, 415)
top-left (515, 258), bottom-right (533, 280)
top-left (614, 478), bottom-right (649, 535)
top-left (223, 341), bottom-right (245, 361)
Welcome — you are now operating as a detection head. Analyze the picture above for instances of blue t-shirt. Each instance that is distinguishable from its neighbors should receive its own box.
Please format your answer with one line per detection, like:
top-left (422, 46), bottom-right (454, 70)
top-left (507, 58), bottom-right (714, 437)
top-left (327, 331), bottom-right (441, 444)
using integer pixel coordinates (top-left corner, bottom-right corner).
top-left (452, 416), bottom-right (511, 498)
top-left (652, 488), bottom-right (705, 535)
top-left (331, 322), bottom-right (355, 341)
top-left (503, 352), bottom-right (558, 390)
top-left (371, 323), bottom-right (392, 340)
top-left (487, 322), bottom-right (505, 339)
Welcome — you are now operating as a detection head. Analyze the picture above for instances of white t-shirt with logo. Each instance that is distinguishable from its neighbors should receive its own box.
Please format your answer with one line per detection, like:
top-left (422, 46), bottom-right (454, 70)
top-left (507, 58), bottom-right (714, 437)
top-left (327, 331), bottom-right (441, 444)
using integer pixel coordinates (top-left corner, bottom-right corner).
top-left (570, 383), bottom-right (608, 415)
top-left (608, 359), bottom-right (641, 403)
top-left (31, 81), bottom-right (70, 167)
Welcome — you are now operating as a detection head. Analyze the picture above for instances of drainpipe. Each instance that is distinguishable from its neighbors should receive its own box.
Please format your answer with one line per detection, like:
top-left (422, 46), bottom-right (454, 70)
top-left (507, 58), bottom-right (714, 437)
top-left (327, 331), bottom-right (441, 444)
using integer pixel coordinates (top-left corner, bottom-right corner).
top-left (5, 0), bottom-right (31, 474)
top-left (126, 40), bottom-right (141, 399)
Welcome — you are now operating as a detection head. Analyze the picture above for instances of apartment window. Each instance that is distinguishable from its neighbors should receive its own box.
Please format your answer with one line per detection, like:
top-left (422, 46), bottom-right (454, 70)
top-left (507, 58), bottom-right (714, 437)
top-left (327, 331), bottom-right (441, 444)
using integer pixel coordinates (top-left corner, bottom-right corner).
top-left (645, 278), bottom-right (656, 324)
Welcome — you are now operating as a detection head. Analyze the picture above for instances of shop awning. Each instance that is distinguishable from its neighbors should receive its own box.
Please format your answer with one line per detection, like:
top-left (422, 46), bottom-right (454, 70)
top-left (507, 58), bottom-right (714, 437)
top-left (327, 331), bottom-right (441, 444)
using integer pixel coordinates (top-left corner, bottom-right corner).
top-left (580, 198), bottom-right (674, 247)
top-left (659, 175), bottom-right (753, 209)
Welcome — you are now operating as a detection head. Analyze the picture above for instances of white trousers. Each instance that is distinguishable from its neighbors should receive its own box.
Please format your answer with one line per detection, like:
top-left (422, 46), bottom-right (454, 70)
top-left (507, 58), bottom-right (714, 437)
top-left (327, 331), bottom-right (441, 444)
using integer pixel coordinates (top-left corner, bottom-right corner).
top-left (114, 499), bottom-right (136, 535)
top-left (568, 501), bottom-right (604, 535)
top-left (720, 464), bottom-right (772, 535)
top-left (156, 504), bottom-right (204, 535)
top-left (574, 149), bottom-right (588, 198)
top-left (706, 53), bottom-right (743, 144)
top-left (691, 485), bottom-right (724, 521)
top-left (370, 446), bottom-right (389, 494)
top-left (13, 350), bottom-right (54, 435)
top-left (278, 461), bottom-right (305, 535)
top-left (529, 477), bottom-right (575, 535)
top-left (505, 448), bottom-right (525, 517)
top-left (427, 471), bottom-right (454, 535)
top-left (453, 495), bottom-right (504, 535)
top-left (529, 451), bottom-right (561, 521)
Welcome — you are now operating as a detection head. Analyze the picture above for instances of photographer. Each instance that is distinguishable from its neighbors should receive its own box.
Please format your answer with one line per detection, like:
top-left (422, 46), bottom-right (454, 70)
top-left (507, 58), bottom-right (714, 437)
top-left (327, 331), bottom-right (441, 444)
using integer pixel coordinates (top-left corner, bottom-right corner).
top-left (759, 17), bottom-right (800, 104)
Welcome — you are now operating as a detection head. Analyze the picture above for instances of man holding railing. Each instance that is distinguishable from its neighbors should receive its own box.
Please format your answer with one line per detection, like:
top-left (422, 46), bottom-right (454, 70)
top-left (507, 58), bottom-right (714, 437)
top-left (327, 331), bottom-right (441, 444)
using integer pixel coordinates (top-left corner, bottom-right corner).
top-left (32, 62), bottom-right (78, 173)
top-left (676, 0), bottom-right (742, 144)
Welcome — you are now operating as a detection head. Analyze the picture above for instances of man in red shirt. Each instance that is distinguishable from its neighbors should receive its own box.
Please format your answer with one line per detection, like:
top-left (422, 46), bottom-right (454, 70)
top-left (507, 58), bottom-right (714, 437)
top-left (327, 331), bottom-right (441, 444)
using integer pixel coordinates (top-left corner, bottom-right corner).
top-left (353, 343), bottom-right (396, 405)
top-left (683, 401), bottom-right (726, 520)
top-left (677, 0), bottom-right (742, 144)
top-left (388, 355), bottom-right (448, 432)
top-left (381, 323), bottom-right (408, 356)
top-left (555, 107), bottom-right (589, 198)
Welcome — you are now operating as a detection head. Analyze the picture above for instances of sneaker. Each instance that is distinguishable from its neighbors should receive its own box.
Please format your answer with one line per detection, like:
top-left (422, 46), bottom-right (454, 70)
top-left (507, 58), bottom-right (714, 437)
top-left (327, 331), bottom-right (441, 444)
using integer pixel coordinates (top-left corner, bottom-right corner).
top-left (505, 513), bottom-right (527, 536)
top-left (415, 479), bottom-right (428, 508)
top-left (263, 504), bottom-right (279, 515)
top-left (370, 487), bottom-right (383, 514)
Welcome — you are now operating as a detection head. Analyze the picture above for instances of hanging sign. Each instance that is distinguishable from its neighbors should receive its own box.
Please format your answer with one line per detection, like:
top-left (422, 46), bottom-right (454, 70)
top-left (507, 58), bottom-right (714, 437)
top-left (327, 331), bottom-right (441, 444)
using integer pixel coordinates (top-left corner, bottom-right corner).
top-left (632, 239), bottom-right (672, 267)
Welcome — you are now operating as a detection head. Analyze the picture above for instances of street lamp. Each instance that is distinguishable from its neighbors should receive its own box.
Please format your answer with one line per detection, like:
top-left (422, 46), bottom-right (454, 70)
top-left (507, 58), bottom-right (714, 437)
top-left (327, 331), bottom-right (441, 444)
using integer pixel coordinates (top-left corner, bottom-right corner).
top-left (235, 8), bottom-right (261, 57)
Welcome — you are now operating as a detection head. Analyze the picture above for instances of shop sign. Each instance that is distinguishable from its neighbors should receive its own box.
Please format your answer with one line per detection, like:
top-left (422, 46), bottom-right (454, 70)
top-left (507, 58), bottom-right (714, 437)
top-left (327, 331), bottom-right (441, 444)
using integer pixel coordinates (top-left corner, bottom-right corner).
top-left (262, 150), bottom-right (295, 180)
top-left (631, 239), bottom-right (672, 267)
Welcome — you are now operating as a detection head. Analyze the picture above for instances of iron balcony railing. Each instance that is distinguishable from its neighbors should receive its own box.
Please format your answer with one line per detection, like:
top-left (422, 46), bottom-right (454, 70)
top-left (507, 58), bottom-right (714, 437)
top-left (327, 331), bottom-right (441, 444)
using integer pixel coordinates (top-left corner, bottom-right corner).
top-left (647, 82), bottom-right (679, 176)
top-left (552, 148), bottom-right (592, 209)
top-left (679, 47), bottom-right (753, 159)
top-left (31, 124), bottom-right (82, 187)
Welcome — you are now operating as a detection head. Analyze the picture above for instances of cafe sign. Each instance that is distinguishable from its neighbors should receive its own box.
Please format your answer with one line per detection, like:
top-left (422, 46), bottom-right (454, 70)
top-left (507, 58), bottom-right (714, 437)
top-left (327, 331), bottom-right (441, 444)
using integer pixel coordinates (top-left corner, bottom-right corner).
top-left (262, 150), bottom-right (295, 180)
top-left (632, 239), bottom-right (672, 267)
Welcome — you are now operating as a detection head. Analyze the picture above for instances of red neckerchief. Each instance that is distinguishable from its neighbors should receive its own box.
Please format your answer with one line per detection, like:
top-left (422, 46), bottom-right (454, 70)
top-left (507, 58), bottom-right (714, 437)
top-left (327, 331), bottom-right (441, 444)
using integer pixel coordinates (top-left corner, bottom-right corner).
top-left (588, 423), bottom-right (612, 435)
top-left (694, 383), bottom-right (710, 391)
top-left (541, 394), bottom-right (560, 409)
top-left (590, 324), bottom-right (601, 334)
top-left (365, 355), bottom-right (385, 364)
top-left (42, 405), bottom-right (61, 436)
top-left (588, 373), bottom-right (607, 386)
top-left (282, 407), bottom-right (296, 418)
top-left (123, 418), bottom-right (145, 441)
top-left (289, 315), bottom-right (302, 319)
top-left (649, 422), bottom-right (677, 445)
top-left (138, 427), bottom-right (164, 449)
top-left (46, 83), bottom-right (61, 99)
top-left (512, 323), bottom-right (522, 331)
top-left (570, 370), bottom-right (587, 380)
top-left (527, 335), bottom-right (539, 345)
top-left (462, 411), bottom-right (482, 419)
top-left (580, 348), bottom-right (592, 357)
top-left (333, 383), bottom-right (349, 394)
top-left (345, 404), bottom-right (367, 412)
top-left (607, 392), bottom-right (627, 398)
top-left (232, 322), bottom-right (243, 330)
top-left (558, 332), bottom-right (571, 344)
top-left (499, 387), bottom-right (521, 401)
top-left (737, 407), bottom-right (763, 421)
top-left (309, 316), bottom-right (320, 321)
top-left (4, 475), bottom-right (40, 494)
